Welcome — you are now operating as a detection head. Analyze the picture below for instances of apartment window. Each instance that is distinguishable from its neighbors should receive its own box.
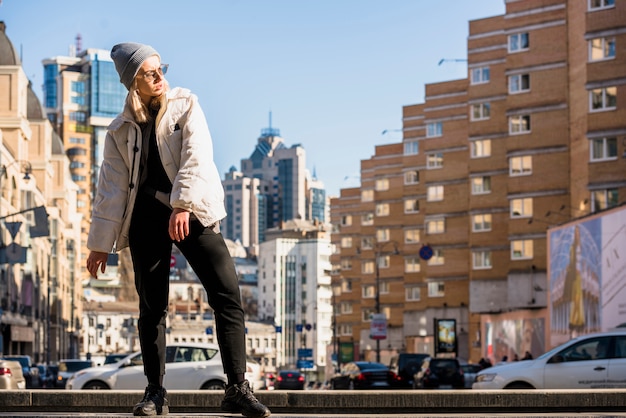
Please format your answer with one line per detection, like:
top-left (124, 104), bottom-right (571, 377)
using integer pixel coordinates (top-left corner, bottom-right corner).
top-left (406, 286), bottom-right (421, 301)
top-left (473, 251), bottom-right (492, 269)
top-left (362, 285), bottom-right (376, 298)
top-left (375, 203), bottom-right (390, 216)
top-left (339, 324), bottom-right (352, 336)
top-left (69, 137), bottom-right (85, 144)
top-left (404, 170), bottom-right (419, 184)
top-left (509, 115), bottom-right (531, 134)
top-left (471, 103), bottom-right (491, 121)
top-left (589, 0), bottom-right (615, 10)
top-left (363, 309), bottom-right (376, 322)
top-left (426, 218), bottom-right (445, 234)
top-left (376, 228), bottom-right (390, 242)
top-left (511, 240), bottom-right (533, 260)
top-left (380, 281), bottom-right (390, 294)
top-left (472, 213), bottom-right (492, 232)
top-left (509, 32), bottom-right (529, 52)
top-left (378, 255), bottom-right (391, 269)
top-left (511, 198), bottom-right (533, 218)
top-left (404, 228), bottom-right (420, 244)
top-left (361, 236), bottom-right (373, 250)
top-left (405, 256), bottom-right (421, 273)
top-left (427, 122), bottom-right (443, 138)
top-left (69, 111), bottom-right (87, 123)
top-left (375, 178), bottom-right (389, 191)
top-left (340, 259), bottom-right (352, 270)
top-left (471, 139), bottom-right (491, 158)
top-left (470, 66), bottom-right (490, 84)
top-left (341, 237), bottom-right (353, 248)
top-left (592, 188), bottom-right (619, 211)
top-left (590, 87), bottom-right (617, 111)
top-left (362, 260), bottom-right (375, 274)
top-left (589, 37), bottom-right (615, 61)
top-left (404, 140), bottom-right (419, 155)
top-left (361, 189), bottom-right (374, 202)
top-left (427, 185), bottom-right (444, 202)
top-left (427, 153), bottom-right (443, 169)
top-left (471, 176), bottom-right (491, 195)
top-left (404, 198), bottom-right (419, 214)
top-left (428, 249), bottom-right (444, 266)
top-left (341, 279), bottom-right (352, 292)
top-left (428, 282), bottom-right (445, 298)
top-left (590, 137), bottom-right (618, 161)
top-left (510, 155), bottom-right (532, 176)
top-left (341, 215), bottom-right (352, 226)
top-left (509, 74), bottom-right (530, 93)
top-left (361, 213), bottom-right (374, 225)
top-left (340, 302), bottom-right (353, 314)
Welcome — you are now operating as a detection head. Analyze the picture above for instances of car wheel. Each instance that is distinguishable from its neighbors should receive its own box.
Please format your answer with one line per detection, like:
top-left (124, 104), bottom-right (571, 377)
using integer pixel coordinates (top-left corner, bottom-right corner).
top-left (82, 381), bottom-right (110, 390)
top-left (201, 380), bottom-right (226, 390)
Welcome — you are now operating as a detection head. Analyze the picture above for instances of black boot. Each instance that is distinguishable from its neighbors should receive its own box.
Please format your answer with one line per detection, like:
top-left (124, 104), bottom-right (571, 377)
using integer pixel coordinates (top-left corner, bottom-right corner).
top-left (133, 384), bottom-right (169, 416)
top-left (221, 380), bottom-right (271, 418)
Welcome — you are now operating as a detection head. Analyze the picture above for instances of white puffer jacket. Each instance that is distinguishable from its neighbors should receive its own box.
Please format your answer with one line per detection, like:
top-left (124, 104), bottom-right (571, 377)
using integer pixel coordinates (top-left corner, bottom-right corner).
top-left (87, 87), bottom-right (226, 253)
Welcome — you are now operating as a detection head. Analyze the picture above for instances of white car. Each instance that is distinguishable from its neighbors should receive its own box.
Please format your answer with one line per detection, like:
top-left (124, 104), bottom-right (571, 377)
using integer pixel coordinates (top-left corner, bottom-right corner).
top-left (67, 343), bottom-right (256, 390)
top-left (473, 330), bottom-right (626, 389)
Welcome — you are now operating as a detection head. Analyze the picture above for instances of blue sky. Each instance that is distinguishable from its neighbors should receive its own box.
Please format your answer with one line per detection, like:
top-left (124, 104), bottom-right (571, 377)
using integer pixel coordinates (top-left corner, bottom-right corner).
top-left (1, 0), bottom-right (505, 196)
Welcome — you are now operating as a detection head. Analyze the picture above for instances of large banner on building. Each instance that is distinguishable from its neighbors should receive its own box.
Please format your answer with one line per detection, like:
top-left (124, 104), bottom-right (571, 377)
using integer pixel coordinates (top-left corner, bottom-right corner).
top-left (548, 205), bottom-right (626, 346)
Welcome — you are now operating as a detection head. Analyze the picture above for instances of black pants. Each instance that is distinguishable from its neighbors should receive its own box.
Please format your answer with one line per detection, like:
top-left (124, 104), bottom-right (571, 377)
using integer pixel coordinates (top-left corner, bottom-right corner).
top-left (129, 193), bottom-right (246, 384)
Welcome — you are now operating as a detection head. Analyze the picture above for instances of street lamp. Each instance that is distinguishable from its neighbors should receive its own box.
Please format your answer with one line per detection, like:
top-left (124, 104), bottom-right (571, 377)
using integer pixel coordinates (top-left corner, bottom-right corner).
top-left (0, 160), bottom-right (33, 183)
top-left (373, 240), bottom-right (399, 363)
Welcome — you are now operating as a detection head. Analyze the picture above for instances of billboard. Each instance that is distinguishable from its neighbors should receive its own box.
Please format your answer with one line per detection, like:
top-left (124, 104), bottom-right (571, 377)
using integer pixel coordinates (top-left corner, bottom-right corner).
top-left (434, 318), bottom-right (457, 355)
top-left (548, 205), bottom-right (626, 346)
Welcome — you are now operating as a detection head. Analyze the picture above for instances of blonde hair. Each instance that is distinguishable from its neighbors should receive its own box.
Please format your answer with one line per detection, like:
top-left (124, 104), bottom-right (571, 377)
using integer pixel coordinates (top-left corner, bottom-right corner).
top-left (127, 78), bottom-right (170, 124)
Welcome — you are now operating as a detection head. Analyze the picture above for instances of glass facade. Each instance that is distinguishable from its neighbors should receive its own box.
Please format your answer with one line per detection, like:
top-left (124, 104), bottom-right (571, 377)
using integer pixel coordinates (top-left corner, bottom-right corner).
top-left (90, 58), bottom-right (126, 117)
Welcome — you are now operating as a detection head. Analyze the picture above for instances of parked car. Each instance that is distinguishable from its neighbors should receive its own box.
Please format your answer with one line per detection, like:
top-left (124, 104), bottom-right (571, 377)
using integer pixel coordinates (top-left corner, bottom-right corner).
top-left (245, 355), bottom-right (265, 391)
top-left (36, 364), bottom-right (57, 389)
top-left (413, 357), bottom-right (464, 389)
top-left (473, 330), bottom-right (626, 390)
top-left (0, 359), bottom-right (26, 389)
top-left (104, 353), bottom-right (133, 365)
top-left (389, 353), bottom-right (429, 388)
top-left (330, 361), bottom-right (395, 390)
top-left (67, 343), bottom-right (258, 390)
top-left (55, 359), bottom-right (95, 388)
top-left (460, 363), bottom-right (482, 389)
top-left (274, 370), bottom-right (305, 390)
top-left (2, 355), bottom-right (40, 388)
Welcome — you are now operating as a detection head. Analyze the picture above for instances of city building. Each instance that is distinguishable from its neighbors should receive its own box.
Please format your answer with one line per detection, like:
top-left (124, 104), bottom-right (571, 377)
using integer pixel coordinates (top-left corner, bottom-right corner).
top-left (330, 0), bottom-right (625, 365)
top-left (41, 38), bottom-right (127, 284)
top-left (221, 118), bottom-right (327, 254)
top-left (257, 219), bottom-right (333, 382)
top-left (0, 21), bottom-right (82, 363)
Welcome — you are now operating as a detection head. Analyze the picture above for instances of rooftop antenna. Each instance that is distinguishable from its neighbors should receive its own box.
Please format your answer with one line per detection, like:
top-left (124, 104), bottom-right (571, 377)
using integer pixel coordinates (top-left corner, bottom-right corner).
top-left (76, 33), bottom-right (82, 55)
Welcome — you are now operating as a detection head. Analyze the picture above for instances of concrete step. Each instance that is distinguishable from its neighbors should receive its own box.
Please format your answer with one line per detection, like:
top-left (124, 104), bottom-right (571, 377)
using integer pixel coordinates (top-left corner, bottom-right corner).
top-left (0, 390), bottom-right (625, 415)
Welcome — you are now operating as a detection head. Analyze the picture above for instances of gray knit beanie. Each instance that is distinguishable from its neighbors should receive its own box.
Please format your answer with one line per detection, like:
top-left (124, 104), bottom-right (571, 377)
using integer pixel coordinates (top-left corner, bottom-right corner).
top-left (110, 42), bottom-right (160, 90)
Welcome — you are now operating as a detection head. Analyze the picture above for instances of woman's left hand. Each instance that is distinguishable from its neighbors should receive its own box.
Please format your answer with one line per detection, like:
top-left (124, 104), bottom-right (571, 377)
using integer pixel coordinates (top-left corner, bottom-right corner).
top-left (169, 208), bottom-right (190, 241)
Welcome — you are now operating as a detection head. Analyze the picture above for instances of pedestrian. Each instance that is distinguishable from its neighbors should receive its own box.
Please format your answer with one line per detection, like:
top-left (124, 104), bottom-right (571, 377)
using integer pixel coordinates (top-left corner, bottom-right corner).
top-left (86, 42), bottom-right (270, 418)
top-left (522, 350), bottom-right (533, 360)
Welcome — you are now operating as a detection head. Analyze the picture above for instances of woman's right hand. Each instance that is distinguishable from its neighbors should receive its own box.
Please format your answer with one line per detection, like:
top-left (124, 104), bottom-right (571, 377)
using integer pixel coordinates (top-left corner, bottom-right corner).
top-left (87, 251), bottom-right (109, 278)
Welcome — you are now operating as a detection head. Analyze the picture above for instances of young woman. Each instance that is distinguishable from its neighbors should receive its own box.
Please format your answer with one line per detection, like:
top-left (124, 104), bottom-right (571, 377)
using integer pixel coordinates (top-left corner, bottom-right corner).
top-left (86, 42), bottom-right (270, 418)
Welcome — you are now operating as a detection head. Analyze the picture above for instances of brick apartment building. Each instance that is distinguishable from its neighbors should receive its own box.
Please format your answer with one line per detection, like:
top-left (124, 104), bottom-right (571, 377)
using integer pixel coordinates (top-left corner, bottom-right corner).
top-left (330, 0), bottom-right (625, 365)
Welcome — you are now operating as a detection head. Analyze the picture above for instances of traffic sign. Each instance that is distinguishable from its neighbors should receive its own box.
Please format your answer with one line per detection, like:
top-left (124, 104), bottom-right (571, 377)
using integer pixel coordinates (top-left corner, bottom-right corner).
top-left (297, 360), bottom-right (314, 369)
top-left (298, 348), bottom-right (313, 358)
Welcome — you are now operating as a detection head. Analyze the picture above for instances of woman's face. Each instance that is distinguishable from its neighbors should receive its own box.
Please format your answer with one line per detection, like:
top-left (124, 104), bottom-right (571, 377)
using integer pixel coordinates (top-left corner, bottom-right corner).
top-left (135, 55), bottom-right (166, 104)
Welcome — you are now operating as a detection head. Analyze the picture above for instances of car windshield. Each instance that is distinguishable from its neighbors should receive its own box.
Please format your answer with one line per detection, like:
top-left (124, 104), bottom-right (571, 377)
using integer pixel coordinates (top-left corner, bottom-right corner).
top-left (59, 361), bottom-right (92, 372)
top-left (357, 362), bottom-right (387, 370)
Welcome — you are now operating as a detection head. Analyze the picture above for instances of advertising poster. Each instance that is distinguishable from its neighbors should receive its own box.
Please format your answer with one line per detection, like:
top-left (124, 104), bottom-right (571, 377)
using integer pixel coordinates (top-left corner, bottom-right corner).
top-left (548, 205), bottom-right (626, 346)
top-left (435, 318), bottom-right (457, 355)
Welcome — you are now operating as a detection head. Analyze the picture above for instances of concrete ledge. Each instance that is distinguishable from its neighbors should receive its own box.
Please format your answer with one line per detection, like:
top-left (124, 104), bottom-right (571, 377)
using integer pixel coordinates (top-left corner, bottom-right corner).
top-left (0, 390), bottom-right (624, 414)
